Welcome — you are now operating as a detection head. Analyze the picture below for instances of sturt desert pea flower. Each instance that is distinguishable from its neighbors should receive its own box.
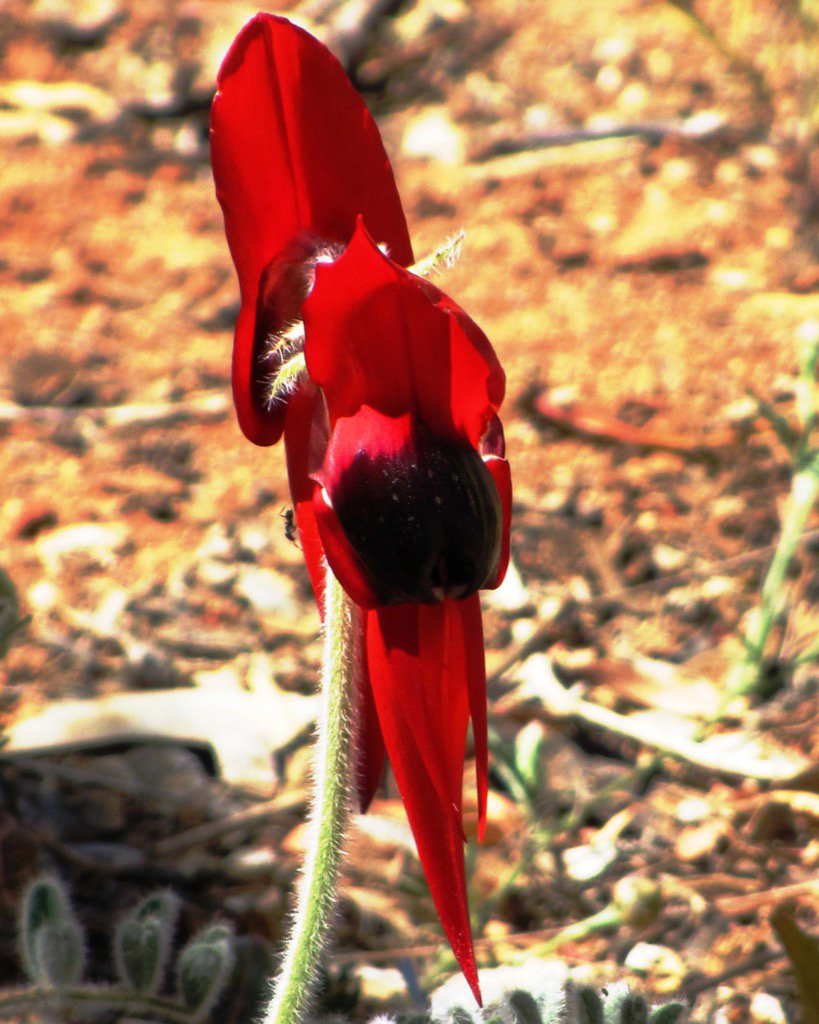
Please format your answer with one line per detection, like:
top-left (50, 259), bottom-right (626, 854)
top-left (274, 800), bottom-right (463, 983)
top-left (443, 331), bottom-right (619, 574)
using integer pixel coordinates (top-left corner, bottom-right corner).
top-left (211, 14), bottom-right (512, 1003)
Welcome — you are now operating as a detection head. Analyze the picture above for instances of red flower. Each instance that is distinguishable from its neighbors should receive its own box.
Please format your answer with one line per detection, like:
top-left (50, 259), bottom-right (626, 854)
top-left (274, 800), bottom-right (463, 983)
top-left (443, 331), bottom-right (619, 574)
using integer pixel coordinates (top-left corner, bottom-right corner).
top-left (211, 14), bottom-right (512, 1003)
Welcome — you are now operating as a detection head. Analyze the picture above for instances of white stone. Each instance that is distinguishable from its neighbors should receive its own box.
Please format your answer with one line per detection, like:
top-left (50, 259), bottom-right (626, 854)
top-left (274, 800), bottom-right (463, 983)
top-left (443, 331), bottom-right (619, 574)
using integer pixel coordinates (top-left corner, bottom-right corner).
top-left (485, 559), bottom-right (529, 613)
top-left (235, 566), bottom-right (297, 617)
top-left (624, 942), bottom-right (685, 983)
top-left (402, 107), bottom-right (465, 165)
top-left (595, 64), bottom-right (623, 95)
top-left (750, 992), bottom-right (787, 1024)
top-left (652, 543), bottom-right (687, 573)
top-left (28, 580), bottom-right (58, 612)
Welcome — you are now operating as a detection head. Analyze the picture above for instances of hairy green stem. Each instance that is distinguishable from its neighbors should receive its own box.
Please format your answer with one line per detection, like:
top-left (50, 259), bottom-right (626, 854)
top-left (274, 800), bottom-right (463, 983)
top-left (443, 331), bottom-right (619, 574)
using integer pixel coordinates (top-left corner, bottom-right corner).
top-left (263, 567), bottom-right (361, 1024)
top-left (726, 465), bottom-right (819, 703)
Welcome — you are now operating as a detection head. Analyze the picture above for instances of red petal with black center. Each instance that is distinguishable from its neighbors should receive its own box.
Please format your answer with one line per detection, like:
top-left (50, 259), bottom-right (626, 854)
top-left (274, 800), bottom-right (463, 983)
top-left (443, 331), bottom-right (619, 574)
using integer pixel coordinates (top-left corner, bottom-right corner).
top-left (303, 220), bottom-right (504, 447)
top-left (211, 14), bottom-right (413, 445)
top-left (366, 599), bottom-right (484, 1005)
top-left (314, 406), bottom-right (504, 607)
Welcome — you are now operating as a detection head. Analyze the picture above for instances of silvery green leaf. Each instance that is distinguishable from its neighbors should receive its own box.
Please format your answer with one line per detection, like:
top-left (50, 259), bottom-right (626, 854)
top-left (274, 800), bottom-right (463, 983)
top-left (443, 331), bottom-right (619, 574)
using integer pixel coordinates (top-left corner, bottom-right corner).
top-left (19, 876), bottom-right (85, 986)
top-left (33, 921), bottom-right (85, 989)
top-left (114, 890), bottom-right (179, 994)
top-left (602, 984), bottom-right (648, 1024)
top-left (648, 1003), bottom-right (688, 1024)
top-left (177, 923), bottom-right (234, 1022)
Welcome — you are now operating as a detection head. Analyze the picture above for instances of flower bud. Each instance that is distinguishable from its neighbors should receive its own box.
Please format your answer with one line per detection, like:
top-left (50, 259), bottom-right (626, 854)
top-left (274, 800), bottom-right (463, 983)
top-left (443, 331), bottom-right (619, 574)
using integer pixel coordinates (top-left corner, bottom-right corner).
top-left (612, 876), bottom-right (662, 928)
top-left (329, 424), bottom-right (503, 605)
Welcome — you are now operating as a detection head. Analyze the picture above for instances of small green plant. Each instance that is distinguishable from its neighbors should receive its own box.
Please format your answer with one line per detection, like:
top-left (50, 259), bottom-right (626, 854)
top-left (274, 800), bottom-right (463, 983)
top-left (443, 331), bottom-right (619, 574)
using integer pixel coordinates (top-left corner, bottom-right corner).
top-left (725, 320), bottom-right (819, 705)
top-left (1, 875), bottom-right (234, 1023)
top-left (423, 963), bottom-right (687, 1024)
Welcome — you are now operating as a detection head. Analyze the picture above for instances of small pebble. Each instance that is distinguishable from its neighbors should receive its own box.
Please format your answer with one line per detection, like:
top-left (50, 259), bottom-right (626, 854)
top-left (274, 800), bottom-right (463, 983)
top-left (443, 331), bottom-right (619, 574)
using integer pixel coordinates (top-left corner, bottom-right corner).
top-left (28, 580), bottom-right (59, 613)
top-left (197, 559), bottom-right (237, 590)
top-left (624, 942), bottom-right (686, 990)
top-left (674, 819), bottom-right (729, 861)
top-left (234, 566), bottom-right (297, 617)
top-left (675, 795), bottom-right (712, 824)
top-left (510, 618), bottom-right (537, 645)
top-left (354, 965), bottom-right (408, 1002)
top-left (485, 559), bottom-right (531, 614)
top-left (652, 543), bottom-right (687, 573)
top-left (749, 992), bottom-right (787, 1024)
top-left (595, 64), bottom-right (622, 95)
top-left (592, 36), bottom-right (635, 65)
top-left (402, 107), bottom-right (465, 164)
top-left (616, 81), bottom-right (649, 114)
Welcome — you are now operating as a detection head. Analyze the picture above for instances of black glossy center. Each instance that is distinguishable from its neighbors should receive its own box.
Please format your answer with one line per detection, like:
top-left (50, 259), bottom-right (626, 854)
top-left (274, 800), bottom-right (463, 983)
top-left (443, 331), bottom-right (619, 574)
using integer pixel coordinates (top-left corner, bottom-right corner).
top-left (330, 424), bottom-right (502, 605)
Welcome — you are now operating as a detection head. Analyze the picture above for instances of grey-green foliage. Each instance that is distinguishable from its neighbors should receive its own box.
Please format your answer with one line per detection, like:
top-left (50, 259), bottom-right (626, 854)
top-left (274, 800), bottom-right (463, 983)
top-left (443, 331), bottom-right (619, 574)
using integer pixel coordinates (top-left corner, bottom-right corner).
top-left (114, 890), bottom-right (181, 996)
top-left (11, 875), bottom-right (234, 1023)
top-left (19, 876), bottom-right (86, 989)
top-left (422, 963), bottom-right (686, 1024)
top-left (176, 923), bottom-right (236, 1023)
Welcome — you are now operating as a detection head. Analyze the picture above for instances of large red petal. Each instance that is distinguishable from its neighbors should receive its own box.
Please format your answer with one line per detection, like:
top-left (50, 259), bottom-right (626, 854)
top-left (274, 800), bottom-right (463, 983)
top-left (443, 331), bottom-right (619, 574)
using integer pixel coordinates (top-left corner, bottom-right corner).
top-left (211, 14), bottom-right (413, 445)
top-left (366, 602), bottom-right (481, 1004)
top-left (304, 220), bottom-right (504, 448)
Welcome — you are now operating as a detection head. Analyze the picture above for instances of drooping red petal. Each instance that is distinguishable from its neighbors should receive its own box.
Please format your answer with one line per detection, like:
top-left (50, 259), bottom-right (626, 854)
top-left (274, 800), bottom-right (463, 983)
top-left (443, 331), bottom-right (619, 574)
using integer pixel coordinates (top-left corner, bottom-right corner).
top-left (356, 664), bottom-right (387, 812)
top-left (284, 383), bottom-right (328, 611)
top-left (211, 14), bottom-right (413, 445)
top-left (304, 220), bottom-right (504, 448)
top-left (484, 456), bottom-right (512, 590)
top-left (366, 601), bottom-right (482, 1005)
top-left (456, 595), bottom-right (489, 841)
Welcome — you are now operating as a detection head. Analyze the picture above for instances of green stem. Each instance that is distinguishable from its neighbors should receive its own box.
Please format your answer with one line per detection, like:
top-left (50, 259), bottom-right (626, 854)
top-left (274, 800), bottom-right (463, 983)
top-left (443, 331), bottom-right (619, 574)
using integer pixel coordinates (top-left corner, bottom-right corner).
top-left (726, 466), bottom-right (819, 703)
top-left (527, 904), bottom-right (623, 960)
top-left (263, 567), bottom-right (361, 1024)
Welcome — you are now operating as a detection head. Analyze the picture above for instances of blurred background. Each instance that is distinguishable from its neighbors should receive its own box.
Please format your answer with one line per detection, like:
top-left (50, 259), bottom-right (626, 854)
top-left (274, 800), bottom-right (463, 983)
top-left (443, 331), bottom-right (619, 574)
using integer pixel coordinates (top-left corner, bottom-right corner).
top-left (1, 0), bottom-right (819, 1020)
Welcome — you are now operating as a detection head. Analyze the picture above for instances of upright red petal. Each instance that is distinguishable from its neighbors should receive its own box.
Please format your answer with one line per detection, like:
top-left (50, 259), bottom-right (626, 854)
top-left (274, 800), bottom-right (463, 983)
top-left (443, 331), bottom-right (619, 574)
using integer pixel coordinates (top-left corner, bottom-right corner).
top-left (211, 14), bottom-right (413, 445)
top-left (366, 602), bottom-right (482, 1005)
top-left (304, 221), bottom-right (504, 447)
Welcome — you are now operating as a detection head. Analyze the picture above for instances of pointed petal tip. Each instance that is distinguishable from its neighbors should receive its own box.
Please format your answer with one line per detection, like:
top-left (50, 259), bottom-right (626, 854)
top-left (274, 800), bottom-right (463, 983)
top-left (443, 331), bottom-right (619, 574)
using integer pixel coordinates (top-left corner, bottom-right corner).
top-left (455, 944), bottom-right (482, 1007)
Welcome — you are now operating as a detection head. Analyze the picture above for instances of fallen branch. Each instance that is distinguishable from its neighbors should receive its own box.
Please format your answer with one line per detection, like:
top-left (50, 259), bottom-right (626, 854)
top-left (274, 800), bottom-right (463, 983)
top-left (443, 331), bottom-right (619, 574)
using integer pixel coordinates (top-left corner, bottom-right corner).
top-left (716, 878), bottom-right (819, 916)
top-left (531, 395), bottom-right (734, 455)
top-left (473, 111), bottom-right (741, 162)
